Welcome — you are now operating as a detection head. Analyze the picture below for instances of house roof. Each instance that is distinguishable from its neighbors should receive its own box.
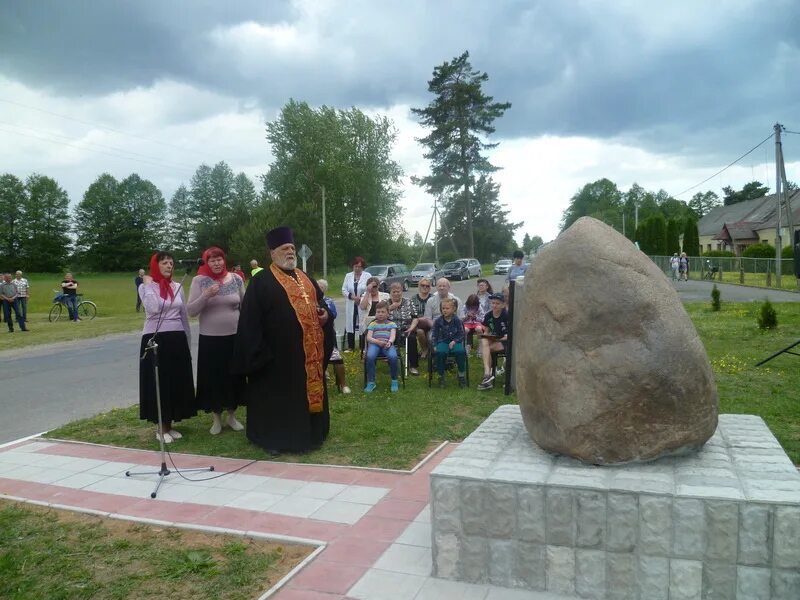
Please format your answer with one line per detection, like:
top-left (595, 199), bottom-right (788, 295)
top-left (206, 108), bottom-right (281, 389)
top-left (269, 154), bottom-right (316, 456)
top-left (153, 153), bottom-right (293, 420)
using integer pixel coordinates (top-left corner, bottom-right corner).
top-left (713, 222), bottom-right (758, 241)
top-left (698, 192), bottom-right (800, 237)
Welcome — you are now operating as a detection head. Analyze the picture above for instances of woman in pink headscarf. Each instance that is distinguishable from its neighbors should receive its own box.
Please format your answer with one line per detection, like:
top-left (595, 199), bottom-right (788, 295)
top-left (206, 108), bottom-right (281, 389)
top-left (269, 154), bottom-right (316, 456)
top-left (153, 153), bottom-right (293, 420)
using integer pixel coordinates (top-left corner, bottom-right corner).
top-left (187, 247), bottom-right (246, 435)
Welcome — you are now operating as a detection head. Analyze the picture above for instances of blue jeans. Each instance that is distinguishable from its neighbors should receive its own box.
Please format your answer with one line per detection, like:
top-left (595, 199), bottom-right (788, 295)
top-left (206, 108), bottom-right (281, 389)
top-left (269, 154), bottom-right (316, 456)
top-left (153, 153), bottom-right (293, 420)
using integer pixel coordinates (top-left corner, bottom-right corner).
top-left (435, 342), bottom-right (466, 376)
top-left (2, 299), bottom-right (25, 331)
top-left (365, 342), bottom-right (398, 383)
top-left (64, 295), bottom-right (79, 321)
top-left (15, 297), bottom-right (27, 321)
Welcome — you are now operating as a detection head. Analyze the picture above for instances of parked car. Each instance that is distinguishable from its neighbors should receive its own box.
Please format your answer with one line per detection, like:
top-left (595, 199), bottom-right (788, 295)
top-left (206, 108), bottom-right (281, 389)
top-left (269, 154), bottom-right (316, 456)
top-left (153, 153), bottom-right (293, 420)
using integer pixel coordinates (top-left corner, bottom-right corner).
top-left (367, 263), bottom-right (411, 292)
top-left (457, 258), bottom-right (482, 278)
top-left (442, 260), bottom-right (470, 281)
top-left (494, 258), bottom-right (512, 275)
top-left (410, 262), bottom-right (444, 286)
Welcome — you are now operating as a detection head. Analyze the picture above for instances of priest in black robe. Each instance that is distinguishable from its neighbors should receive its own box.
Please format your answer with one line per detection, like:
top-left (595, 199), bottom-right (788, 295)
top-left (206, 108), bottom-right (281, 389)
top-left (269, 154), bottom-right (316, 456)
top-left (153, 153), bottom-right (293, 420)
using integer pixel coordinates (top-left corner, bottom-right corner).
top-left (232, 227), bottom-right (334, 455)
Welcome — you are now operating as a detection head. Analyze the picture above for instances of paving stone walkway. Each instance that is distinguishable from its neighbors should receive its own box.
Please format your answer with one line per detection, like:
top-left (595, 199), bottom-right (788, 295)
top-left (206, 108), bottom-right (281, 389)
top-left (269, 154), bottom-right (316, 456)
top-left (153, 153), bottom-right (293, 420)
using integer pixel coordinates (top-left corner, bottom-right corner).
top-left (0, 437), bottom-right (574, 599)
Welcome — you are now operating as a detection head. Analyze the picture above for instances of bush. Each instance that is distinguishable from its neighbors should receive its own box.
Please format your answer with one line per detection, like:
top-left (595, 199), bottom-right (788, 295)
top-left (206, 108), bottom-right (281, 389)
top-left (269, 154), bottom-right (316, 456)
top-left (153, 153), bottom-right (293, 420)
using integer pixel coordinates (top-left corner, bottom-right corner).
top-left (757, 299), bottom-right (778, 329)
top-left (743, 243), bottom-right (776, 259)
top-left (703, 250), bottom-right (736, 257)
top-left (782, 245), bottom-right (794, 259)
top-left (711, 284), bottom-right (721, 311)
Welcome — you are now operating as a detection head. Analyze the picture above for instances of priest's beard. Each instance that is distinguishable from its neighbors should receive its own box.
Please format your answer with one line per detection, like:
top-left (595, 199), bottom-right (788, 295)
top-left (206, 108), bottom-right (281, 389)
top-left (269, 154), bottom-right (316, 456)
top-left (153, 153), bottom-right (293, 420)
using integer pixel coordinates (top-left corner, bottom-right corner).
top-left (277, 257), bottom-right (297, 270)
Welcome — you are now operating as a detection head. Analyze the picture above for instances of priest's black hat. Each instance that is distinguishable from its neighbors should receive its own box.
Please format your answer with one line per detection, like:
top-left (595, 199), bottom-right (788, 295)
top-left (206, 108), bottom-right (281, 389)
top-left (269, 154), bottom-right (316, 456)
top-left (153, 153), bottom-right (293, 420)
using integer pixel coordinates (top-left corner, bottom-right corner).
top-left (266, 226), bottom-right (294, 250)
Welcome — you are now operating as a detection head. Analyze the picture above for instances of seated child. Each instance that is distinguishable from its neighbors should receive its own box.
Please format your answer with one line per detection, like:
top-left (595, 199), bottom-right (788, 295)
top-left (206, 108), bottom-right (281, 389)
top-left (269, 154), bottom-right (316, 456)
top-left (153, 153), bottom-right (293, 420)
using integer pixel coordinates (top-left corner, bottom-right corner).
top-left (477, 293), bottom-right (509, 390)
top-left (431, 297), bottom-right (467, 388)
top-left (364, 301), bottom-right (399, 393)
top-left (459, 293), bottom-right (485, 353)
top-left (318, 279), bottom-right (350, 394)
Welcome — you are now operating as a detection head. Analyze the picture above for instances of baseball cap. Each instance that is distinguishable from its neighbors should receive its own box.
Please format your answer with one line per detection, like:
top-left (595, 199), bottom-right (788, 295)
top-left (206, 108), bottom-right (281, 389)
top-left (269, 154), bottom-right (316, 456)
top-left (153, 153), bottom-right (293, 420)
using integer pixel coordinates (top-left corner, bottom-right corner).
top-left (489, 293), bottom-right (505, 302)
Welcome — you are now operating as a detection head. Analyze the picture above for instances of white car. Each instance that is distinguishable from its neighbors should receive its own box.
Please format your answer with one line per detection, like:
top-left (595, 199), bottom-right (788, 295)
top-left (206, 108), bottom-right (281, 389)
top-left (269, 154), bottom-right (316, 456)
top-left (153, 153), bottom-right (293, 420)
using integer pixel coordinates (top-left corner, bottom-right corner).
top-left (494, 259), bottom-right (512, 275)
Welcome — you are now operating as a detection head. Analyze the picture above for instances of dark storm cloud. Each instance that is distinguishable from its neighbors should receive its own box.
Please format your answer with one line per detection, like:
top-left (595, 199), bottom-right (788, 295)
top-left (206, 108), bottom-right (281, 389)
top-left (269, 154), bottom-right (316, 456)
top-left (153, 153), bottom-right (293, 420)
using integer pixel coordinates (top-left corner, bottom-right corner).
top-left (2, 0), bottom-right (799, 160)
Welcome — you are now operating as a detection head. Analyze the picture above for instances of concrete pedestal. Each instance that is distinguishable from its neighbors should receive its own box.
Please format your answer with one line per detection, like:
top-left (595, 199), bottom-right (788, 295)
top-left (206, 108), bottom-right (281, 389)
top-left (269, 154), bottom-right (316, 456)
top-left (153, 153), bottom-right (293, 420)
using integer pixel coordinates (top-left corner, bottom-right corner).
top-left (430, 405), bottom-right (800, 599)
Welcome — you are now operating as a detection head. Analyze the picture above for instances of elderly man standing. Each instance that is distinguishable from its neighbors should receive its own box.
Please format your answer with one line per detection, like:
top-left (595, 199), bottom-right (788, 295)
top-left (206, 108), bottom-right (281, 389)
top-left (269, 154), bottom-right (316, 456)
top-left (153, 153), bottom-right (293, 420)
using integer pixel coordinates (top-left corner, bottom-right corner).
top-left (13, 270), bottom-right (30, 322)
top-left (1, 273), bottom-right (27, 332)
top-left (422, 277), bottom-right (462, 323)
top-left (249, 259), bottom-right (263, 278)
top-left (233, 227), bottom-right (334, 456)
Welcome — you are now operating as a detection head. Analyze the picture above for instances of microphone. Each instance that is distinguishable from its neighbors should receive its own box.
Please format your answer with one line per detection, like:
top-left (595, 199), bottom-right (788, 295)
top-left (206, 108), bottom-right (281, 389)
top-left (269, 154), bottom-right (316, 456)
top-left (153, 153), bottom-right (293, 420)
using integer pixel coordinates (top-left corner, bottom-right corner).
top-left (178, 258), bottom-right (202, 266)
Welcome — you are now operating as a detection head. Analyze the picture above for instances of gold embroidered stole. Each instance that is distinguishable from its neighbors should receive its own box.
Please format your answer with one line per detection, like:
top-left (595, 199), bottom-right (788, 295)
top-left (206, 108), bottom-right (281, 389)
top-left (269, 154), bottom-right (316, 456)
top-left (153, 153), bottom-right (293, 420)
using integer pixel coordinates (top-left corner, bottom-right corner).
top-left (270, 264), bottom-right (325, 413)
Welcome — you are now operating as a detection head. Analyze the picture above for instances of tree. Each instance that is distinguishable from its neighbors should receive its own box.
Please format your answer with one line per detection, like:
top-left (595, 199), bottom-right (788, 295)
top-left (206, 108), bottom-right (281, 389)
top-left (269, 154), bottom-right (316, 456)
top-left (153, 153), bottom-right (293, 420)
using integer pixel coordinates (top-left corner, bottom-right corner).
top-left (167, 185), bottom-right (196, 256)
top-left (262, 100), bottom-right (403, 268)
top-left (74, 173), bottom-right (167, 270)
top-left (666, 219), bottom-right (682, 255)
top-left (193, 161), bottom-right (237, 251)
top-left (215, 172), bottom-right (259, 260)
top-left (0, 174), bottom-right (26, 271)
top-left (522, 233), bottom-right (543, 254)
top-left (561, 179), bottom-right (623, 232)
top-left (463, 175), bottom-right (521, 259)
top-left (688, 190), bottom-right (721, 218)
top-left (412, 51), bottom-right (511, 257)
top-left (21, 174), bottom-right (71, 271)
top-left (682, 215), bottom-right (700, 256)
top-left (722, 181), bottom-right (769, 206)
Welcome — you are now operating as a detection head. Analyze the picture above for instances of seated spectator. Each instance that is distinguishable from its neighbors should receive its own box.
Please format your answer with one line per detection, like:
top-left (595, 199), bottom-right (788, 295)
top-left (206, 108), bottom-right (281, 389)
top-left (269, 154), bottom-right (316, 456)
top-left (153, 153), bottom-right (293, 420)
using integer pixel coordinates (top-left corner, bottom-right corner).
top-left (411, 278), bottom-right (434, 360)
top-left (431, 297), bottom-right (466, 388)
top-left (477, 293), bottom-right (510, 391)
top-left (364, 301), bottom-right (399, 393)
top-left (359, 276), bottom-right (390, 340)
top-left (388, 281), bottom-right (420, 375)
top-left (459, 294), bottom-right (486, 353)
top-left (423, 277), bottom-right (462, 322)
top-left (318, 279), bottom-right (350, 394)
top-left (476, 278), bottom-right (493, 315)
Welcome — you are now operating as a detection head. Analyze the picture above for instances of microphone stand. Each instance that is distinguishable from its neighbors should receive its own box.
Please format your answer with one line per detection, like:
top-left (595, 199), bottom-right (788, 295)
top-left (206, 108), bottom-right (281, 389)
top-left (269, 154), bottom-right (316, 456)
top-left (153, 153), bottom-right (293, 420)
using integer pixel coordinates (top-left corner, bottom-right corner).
top-left (126, 264), bottom-right (214, 499)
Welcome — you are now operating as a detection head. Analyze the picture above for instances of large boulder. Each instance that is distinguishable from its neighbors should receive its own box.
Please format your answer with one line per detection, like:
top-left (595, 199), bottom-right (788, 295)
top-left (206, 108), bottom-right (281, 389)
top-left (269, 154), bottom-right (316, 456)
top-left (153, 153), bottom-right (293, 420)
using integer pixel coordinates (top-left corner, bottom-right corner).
top-left (516, 217), bottom-right (718, 464)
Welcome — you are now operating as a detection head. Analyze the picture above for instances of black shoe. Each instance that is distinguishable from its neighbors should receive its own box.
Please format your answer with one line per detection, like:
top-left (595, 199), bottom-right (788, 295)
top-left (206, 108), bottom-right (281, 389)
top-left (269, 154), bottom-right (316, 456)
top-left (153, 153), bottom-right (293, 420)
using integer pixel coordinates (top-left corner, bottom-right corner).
top-left (438, 376), bottom-right (446, 388)
top-left (458, 377), bottom-right (467, 389)
top-left (264, 448), bottom-right (280, 458)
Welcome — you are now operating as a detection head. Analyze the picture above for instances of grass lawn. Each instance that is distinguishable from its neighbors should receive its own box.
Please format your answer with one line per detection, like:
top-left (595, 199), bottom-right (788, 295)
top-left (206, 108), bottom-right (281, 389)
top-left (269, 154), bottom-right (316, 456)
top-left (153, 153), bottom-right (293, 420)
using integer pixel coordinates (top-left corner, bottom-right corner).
top-left (0, 500), bottom-right (310, 600)
top-left (44, 301), bottom-right (800, 467)
top-left (695, 270), bottom-right (800, 291)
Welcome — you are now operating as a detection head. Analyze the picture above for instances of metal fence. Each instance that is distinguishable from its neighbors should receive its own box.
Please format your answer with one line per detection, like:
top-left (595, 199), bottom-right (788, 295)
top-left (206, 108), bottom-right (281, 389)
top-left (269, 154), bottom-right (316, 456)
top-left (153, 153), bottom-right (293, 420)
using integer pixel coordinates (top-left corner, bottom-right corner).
top-left (650, 255), bottom-right (799, 289)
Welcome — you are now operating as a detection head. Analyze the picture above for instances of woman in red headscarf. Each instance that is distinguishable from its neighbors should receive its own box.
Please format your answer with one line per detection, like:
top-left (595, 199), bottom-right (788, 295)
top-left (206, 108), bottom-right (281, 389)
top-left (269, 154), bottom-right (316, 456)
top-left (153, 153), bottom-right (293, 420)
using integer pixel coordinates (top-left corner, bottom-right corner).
top-left (186, 246), bottom-right (246, 435)
top-left (139, 251), bottom-right (196, 443)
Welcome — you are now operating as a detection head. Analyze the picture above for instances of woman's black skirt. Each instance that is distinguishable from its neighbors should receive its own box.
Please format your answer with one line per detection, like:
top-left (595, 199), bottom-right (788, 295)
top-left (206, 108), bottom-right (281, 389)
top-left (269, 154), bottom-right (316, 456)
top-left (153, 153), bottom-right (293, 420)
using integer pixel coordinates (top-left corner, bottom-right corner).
top-left (196, 334), bottom-right (245, 413)
top-left (139, 331), bottom-right (197, 424)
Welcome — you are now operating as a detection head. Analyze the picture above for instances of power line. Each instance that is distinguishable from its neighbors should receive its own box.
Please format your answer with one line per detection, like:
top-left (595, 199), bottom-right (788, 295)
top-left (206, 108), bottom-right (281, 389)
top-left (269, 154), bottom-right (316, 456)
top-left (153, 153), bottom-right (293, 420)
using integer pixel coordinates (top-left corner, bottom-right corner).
top-left (0, 120), bottom-right (199, 170)
top-left (0, 126), bottom-right (197, 173)
top-left (674, 132), bottom-right (775, 197)
top-left (0, 96), bottom-right (222, 160)
top-left (783, 129), bottom-right (800, 135)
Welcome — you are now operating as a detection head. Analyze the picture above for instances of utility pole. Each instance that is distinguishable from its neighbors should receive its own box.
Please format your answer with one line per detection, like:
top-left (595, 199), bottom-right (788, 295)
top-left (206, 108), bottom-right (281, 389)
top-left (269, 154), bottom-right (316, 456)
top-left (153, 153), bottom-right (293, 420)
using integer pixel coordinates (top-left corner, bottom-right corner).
top-left (775, 123), bottom-right (783, 287)
top-left (434, 196), bottom-right (439, 265)
top-left (320, 185), bottom-right (327, 278)
top-left (622, 212), bottom-right (626, 238)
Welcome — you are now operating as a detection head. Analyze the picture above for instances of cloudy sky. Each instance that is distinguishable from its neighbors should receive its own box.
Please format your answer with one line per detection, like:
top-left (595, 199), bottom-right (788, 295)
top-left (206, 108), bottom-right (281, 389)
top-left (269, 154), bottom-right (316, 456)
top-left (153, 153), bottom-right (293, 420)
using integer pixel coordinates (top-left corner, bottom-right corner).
top-left (2, 0), bottom-right (799, 245)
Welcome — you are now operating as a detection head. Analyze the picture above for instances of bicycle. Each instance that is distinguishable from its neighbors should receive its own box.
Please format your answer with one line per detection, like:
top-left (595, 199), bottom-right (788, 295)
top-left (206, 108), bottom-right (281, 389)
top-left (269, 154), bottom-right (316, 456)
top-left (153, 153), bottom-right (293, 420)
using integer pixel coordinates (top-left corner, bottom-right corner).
top-left (49, 290), bottom-right (97, 322)
top-left (703, 261), bottom-right (719, 280)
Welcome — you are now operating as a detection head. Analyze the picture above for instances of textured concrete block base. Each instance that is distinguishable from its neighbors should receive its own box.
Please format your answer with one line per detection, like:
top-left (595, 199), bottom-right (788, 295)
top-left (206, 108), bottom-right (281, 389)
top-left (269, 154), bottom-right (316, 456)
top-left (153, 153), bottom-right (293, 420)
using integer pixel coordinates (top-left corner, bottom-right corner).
top-left (430, 406), bottom-right (800, 599)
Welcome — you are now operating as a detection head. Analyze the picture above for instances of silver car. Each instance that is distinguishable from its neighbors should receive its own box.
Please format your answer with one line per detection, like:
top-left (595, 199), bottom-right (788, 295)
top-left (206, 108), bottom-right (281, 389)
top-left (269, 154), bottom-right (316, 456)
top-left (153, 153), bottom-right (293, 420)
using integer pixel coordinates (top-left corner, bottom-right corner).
top-left (457, 258), bottom-right (482, 278)
top-left (410, 262), bottom-right (443, 286)
top-left (494, 259), bottom-right (512, 275)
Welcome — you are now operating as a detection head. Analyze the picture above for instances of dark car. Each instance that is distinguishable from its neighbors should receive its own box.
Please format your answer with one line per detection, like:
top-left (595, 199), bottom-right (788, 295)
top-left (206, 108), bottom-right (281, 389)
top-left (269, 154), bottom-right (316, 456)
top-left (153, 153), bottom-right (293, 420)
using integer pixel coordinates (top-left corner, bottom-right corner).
top-left (442, 260), bottom-right (470, 281)
top-left (410, 263), bottom-right (444, 286)
top-left (367, 263), bottom-right (411, 292)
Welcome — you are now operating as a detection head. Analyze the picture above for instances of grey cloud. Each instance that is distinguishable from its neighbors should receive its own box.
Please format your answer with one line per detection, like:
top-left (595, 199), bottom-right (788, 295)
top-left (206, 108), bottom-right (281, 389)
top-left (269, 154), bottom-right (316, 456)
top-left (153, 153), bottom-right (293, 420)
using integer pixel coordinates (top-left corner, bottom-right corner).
top-left (2, 0), bottom-right (799, 162)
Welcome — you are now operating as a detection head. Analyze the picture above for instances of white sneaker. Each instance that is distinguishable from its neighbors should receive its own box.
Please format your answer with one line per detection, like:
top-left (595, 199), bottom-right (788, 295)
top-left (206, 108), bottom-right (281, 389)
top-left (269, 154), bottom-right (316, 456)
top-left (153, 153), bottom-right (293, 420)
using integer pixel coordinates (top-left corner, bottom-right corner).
top-left (342, 386), bottom-right (352, 394)
top-left (167, 429), bottom-right (182, 439)
top-left (226, 414), bottom-right (244, 431)
top-left (156, 431), bottom-right (174, 444)
top-left (209, 418), bottom-right (222, 435)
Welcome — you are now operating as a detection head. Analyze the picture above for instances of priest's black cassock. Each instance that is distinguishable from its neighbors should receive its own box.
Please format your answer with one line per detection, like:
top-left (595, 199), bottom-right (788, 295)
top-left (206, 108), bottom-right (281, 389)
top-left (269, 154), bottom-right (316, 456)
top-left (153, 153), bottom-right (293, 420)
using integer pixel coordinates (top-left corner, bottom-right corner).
top-left (232, 265), bottom-right (334, 454)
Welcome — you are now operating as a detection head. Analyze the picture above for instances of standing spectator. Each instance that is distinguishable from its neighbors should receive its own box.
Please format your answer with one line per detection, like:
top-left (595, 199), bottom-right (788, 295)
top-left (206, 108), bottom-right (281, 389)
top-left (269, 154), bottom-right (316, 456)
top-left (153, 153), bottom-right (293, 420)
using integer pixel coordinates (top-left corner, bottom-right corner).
top-left (410, 278), bottom-right (434, 365)
top-left (1, 273), bottom-right (27, 332)
top-left (135, 268), bottom-right (145, 312)
top-left (341, 256), bottom-right (371, 352)
top-left (506, 250), bottom-right (528, 282)
top-left (431, 297), bottom-right (466, 388)
top-left (231, 264), bottom-right (247, 282)
top-left (13, 270), bottom-right (30, 322)
top-left (679, 252), bottom-right (689, 281)
top-left (670, 253), bottom-right (680, 281)
top-left (250, 259), bottom-right (263, 277)
top-left (61, 272), bottom-right (80, 322)
top-left (139, 252), bottom-right (196, 443)
top-left (187, 246), bottom-right (246, 436)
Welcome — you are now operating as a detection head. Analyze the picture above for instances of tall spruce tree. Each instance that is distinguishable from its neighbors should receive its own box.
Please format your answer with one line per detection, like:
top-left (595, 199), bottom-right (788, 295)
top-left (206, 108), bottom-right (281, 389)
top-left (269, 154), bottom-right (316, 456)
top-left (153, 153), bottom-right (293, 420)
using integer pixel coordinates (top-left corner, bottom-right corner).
top-left (683, 216), bottom-right (700, 256)
top-left (168, 184), bottom-right (196, 256)
top-left (0, 174), bottom-right (26, 271)
top-left (412, 51), bottom-right (511, 257)
top-left (22, 174), bottom-right (72, 271)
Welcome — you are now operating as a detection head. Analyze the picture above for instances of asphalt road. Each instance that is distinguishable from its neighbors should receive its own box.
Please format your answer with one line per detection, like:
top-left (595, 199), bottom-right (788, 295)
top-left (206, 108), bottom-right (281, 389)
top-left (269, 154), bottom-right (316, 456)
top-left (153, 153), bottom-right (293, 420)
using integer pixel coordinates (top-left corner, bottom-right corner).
top-left (1, 273), bottom-right (796, 445)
